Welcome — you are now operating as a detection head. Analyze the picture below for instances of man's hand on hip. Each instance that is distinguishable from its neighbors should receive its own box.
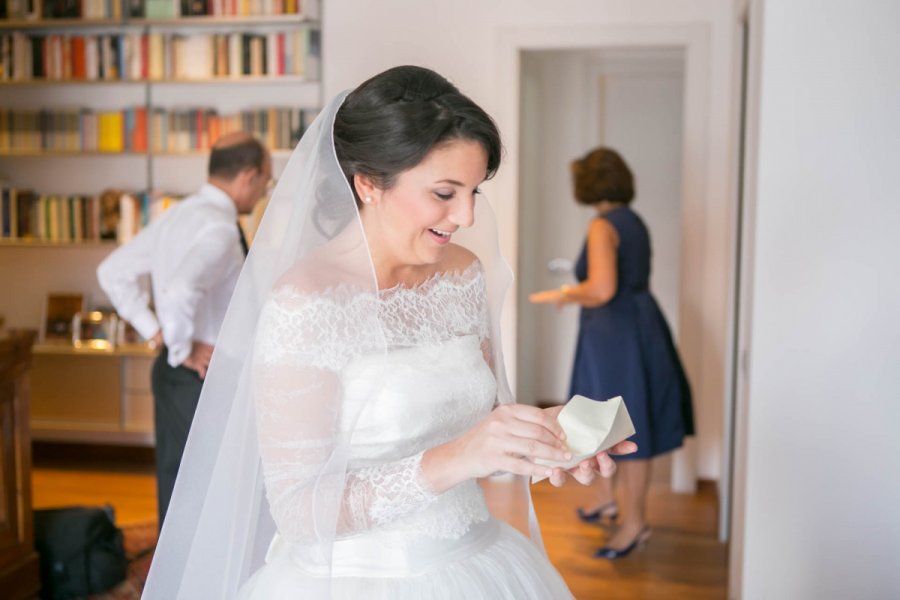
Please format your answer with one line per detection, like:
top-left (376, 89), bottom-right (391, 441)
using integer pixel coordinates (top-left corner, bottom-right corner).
top-left (182, 342), bottom-right (214, 379)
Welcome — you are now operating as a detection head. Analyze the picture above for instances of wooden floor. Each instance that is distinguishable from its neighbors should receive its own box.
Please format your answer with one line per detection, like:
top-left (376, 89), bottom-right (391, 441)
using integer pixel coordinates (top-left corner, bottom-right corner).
top-left (32, 447), bottom-right (728, 599)
top-left (528, 478), bottom-right (728, 599)
top-left (31, 445), bottom-right (157, 527)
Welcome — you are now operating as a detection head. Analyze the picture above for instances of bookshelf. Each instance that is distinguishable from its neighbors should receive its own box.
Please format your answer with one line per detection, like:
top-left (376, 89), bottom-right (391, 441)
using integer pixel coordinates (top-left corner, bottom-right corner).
top-left (0, 0), bottom-right (322, 445)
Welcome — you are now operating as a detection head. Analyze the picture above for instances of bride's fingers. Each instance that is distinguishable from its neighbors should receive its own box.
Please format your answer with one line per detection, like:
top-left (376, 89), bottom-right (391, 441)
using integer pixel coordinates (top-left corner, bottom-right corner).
top-left (504, 421), bottom-right (568, 450)
top-left (501, 456), bottom-right (554, 480)
top-left (567, 460), bottom-right (596, 485)
top-left (504, 436), bottom-right (571, 463)
top-left (548, 468), bottom-right (567, 487)
top-left (608, 440), bottom-right (638, 455)
top-left (594, 452), bottom-right (617, 478)
top-left (504, 405), bottom-right (567, 441)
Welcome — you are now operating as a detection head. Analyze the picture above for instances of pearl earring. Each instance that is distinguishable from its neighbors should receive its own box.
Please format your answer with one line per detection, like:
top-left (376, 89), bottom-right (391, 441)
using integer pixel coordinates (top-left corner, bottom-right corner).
top-left (363, 196), bottom-right (372, 204)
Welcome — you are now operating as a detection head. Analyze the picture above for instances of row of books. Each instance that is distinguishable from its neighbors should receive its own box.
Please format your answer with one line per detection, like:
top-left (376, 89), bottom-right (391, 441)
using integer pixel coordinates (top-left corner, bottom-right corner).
top-left (3, 0), bottom-right (122, 19)
top-left (3, 0), bottom-right (120, 19)
top-left (0, 185), bottom-right (182, 242)
top-left (0, 106), bottom-right (316, 151)
top-left (0, 107), bottom-right (147, 151)
top-left (132, 0), bottom-right (309, 18)
top-left (151, 106), bottom-right (316, 152)
top-left (1, 0), bottom-right (307, 20)
top-left (0, 29), bottom-right (319, 81)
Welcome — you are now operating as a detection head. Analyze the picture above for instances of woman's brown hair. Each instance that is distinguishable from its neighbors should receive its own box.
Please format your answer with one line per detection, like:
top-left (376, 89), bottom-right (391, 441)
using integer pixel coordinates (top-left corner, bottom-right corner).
top-left (571, 147), bottom-right (634, 205)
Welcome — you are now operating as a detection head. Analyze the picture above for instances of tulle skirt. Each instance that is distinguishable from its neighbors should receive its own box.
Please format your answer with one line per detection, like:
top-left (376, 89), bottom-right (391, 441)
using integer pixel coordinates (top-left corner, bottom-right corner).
top-left (237, 518), bottom-right (574, 599)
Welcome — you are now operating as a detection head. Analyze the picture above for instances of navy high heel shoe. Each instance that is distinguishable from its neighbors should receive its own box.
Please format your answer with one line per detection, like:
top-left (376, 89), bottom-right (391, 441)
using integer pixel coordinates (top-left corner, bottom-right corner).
top-left (594, 526), bottom-right (651, 559)
top-left (576, 501), bottom-right (619, 525)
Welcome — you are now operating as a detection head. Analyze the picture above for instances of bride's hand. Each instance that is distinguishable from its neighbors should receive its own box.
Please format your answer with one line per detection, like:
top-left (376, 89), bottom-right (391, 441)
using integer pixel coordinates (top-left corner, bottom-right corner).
top-left (422, 404), bottom-right (571, 493)
top-left (546, 440), bottom-right (638, 488)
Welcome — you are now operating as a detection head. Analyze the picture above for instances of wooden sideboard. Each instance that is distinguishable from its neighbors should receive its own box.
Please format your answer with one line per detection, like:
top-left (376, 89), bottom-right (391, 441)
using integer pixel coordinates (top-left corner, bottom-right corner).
top-left (29, 344), bottom-right (156, 446)
top-left (0, 330), bottom-right (41, 599)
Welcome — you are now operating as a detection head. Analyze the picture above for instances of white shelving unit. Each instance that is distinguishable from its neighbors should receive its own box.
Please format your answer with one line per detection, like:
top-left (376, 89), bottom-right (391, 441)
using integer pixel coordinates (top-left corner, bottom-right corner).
top-left (0, 6), bottom-right (321, 444)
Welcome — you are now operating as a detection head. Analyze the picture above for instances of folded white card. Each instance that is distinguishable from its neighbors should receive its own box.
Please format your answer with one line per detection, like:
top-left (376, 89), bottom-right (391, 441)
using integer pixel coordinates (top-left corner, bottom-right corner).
top-left (532, 395), bottom-right (636, 483)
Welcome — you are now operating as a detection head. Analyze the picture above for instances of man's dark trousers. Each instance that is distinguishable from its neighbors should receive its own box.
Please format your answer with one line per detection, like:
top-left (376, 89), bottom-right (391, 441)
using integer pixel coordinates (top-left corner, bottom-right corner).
top-left (151, 346), bottom-right (203, 529)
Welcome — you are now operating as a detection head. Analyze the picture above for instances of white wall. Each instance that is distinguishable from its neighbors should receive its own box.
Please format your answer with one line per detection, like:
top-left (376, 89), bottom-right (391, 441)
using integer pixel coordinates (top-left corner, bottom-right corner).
top-left (323, 0), bottom-right (740, 484)
top-left (733, 0), bottom-right (900, 597)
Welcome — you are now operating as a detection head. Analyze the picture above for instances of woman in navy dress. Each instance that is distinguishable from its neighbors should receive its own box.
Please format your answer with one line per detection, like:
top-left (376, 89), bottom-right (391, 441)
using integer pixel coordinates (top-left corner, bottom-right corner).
top-left (531, 147), bottom-right (694, 559)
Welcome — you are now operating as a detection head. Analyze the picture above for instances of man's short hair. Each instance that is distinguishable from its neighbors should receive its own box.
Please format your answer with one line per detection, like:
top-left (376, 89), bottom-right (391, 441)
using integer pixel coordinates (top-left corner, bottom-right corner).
top-left (208, 137), bottom-right (266, 179)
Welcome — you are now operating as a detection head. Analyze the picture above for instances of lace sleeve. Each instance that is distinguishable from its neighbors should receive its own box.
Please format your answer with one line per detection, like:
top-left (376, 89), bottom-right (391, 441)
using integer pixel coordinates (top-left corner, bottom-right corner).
top-left (342, 452), bottom-right (437, 531)
top-left (252, 292), bottom-right (438, 544)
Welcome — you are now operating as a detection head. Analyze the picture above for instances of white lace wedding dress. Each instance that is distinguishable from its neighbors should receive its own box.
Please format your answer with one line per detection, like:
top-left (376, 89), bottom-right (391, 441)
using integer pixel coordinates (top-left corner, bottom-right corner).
top-left (238, 262), bottom-right (574, 599)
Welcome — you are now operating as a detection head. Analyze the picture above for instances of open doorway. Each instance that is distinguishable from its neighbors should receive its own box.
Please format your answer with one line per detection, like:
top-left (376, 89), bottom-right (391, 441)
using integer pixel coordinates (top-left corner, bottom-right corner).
top-left (493, 18), bottom-right (729, 518)
top-left (516, 45), bottom-right (698, 492)
top-left (495, 17), bottom-right (737, 592)
top-left (490, 20), bottom-right (740, 594)
top-left (516, 41), bottom-right (696, 518)
top-left (516, 47), bottom-right (685, 407)
top-left (511, 44), bottom-right (728, 596)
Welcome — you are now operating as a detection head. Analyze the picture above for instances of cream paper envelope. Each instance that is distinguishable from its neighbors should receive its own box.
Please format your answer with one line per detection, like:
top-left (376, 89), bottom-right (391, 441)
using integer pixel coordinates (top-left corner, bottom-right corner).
top-left (532, 395), bottom-right (636, 484)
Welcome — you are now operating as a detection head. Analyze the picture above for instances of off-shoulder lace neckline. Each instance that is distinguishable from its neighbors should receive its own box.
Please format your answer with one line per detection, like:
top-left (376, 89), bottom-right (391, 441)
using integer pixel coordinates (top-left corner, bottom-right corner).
top-left (270, 260), bottom-right (483, 305)
top-left (257, 259), bottom-right (490, 370)
top-left (378, 260), bottom-right (483, 296)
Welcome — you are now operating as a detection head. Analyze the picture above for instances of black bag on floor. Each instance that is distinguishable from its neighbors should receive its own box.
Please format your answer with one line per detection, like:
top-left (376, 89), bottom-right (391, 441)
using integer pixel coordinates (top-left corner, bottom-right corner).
top-left (33, 505), bottom-right (127, 600)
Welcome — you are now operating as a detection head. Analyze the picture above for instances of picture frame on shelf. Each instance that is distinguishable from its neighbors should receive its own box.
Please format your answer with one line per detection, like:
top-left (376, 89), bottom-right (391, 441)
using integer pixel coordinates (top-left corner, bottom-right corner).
top-left (72, 310), bottom-right (118, 350)
top-left (40, 293), bottom-right (85, 343)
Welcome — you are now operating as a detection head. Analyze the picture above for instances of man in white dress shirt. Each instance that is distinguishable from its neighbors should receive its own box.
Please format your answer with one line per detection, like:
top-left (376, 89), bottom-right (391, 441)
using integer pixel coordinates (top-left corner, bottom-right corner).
top-left (97, 132), bottom-right (271, 527)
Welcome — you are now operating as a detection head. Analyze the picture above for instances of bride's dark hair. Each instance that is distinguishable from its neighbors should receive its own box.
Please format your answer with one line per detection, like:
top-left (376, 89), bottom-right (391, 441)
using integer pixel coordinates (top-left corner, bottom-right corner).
top-left (333, 65), bottom-right (502, 201)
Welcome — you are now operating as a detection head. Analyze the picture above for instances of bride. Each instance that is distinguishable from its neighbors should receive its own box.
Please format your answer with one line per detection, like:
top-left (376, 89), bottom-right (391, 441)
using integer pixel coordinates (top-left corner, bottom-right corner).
top-left (142, 65), bottom-right (635, 599)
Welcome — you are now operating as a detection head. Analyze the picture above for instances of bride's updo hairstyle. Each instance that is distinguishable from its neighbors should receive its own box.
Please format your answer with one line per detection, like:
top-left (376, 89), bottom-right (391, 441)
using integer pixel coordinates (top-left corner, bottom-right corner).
top-left (333, 65), bottom-right (502, 202)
